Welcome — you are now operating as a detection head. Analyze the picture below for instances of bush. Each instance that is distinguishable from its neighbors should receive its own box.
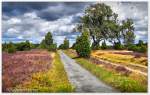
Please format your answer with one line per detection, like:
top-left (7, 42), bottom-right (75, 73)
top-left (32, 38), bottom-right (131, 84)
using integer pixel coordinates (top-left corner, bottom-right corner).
top-left (91, 43), bottom-right (100, 50)
top-left (16, 40), bottom-right (31, 51)
top-left (48, 43), bottom-right (57, 51)
top-left (128, 44), bottom-right (147, 53)
top-left (139, 45), bottom-right (147, 53)
top-left (101, 41), bottom-right (107, 49)
top-left (128, 45), bottom-right (137, 51)
top-left (7, 42), bottom-right (16, 53)
top-left (71, 43), bottom-right (76, 49)
top-left (75, 31), bottom-right (91, 57)
top-left (114, 42), bottom-right (124, 50)
top-left (39, 32), bottom-right (58, 51)
top-left (58, 38), bottom-right (69, 49)
top-left (8, 46), bottom-right (16, 53)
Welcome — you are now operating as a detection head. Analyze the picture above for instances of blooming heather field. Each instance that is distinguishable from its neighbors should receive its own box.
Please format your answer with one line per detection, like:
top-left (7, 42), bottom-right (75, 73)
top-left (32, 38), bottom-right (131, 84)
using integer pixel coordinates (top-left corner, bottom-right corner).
top-left (2, 49), bottom-right (52, 92)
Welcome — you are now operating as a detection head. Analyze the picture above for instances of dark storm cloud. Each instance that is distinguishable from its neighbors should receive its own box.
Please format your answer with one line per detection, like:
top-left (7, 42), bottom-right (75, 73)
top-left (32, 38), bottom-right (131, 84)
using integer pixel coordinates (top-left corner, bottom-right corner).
top-left (2, 2), bottom-right (58, 16)
top-left (2, 2), bottom-right (90, 21)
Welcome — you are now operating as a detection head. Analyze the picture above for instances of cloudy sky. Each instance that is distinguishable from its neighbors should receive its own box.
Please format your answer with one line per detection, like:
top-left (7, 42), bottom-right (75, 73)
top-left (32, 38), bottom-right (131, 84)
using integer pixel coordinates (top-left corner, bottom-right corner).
top-left (2, 2), bottom-right (148, 46)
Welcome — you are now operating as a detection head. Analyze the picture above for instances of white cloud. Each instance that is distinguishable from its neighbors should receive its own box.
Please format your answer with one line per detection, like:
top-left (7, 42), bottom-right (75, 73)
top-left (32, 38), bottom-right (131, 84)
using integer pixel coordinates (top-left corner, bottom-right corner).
top-left (7, 18), bottom-right (21, 25)
top-left (24, 12), bottom-right (39, 19)
top-left (7, 28), bottom-right (19, 34)
top-left (2, 11), bottom-right (79, 44)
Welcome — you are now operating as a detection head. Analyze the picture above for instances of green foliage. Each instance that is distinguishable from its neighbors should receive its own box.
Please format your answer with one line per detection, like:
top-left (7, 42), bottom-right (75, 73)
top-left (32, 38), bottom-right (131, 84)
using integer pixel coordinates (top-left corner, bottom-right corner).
top-left (128, 42), bottom-right (147, 53)
top-left (39, 32), bottom-right (57, 51)
top-left (64, 38), bottom-right (69, 49)
top-left (122, 19), bottom-right (135, 45)
top-left (59, 38), bottom-right (69, 49)
top-left (7, 42), bottom-right (16, 53)
top-left (45, 32), bottom-right (53, 45)
top-left (71, 43), bottom-right (76, 49)
top-left (81, 3), bottom-right (114, 47)
top-left (48, 43), bottom-right (57, 51)
top-left (137, 40), bottom-right (144, 47)
top-left (101, 41), bottom-right (107, 49)
top-left (79, 3), bottom-right (136, 49)
top-left (124, 31), bottom-right (135, 46)
top-left (2, 42), bottom-right (8, 52)
top-left (139, 45), bottom-right (147, 53)
top-left (114, 42), bottom-right (125, 50)
top-left (91, 42), bottom-right (100, 50)
top-left (2, 41), bottom-right (39, 52)
top-left (24, 40), bottom-right (31, 50)
top-left (39, 39), bottom-right (47, 49)
top-left (15, 40), bottom-right (31, 51)
top-left (75, 31), bottom-right (91, 57)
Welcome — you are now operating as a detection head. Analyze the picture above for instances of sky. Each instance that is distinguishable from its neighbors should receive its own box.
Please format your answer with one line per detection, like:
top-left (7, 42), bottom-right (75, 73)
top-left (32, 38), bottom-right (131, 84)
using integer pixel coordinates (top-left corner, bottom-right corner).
top-left (2, 2), bottom-right (148, 46)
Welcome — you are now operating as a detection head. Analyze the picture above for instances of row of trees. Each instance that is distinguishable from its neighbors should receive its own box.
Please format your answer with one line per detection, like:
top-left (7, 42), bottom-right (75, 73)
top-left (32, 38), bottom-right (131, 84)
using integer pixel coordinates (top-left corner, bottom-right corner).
top-left (2, 32), bottom-right (71, 53)
top-left (39, 32), bottom-right (70, 51)
top-left (2, 40), bottom-right (37, 53)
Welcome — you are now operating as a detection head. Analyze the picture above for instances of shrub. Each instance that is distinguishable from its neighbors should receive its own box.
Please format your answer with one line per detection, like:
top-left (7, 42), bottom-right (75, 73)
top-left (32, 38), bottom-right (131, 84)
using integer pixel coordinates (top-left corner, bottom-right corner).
top-left (137, 45), bottom-right (147, 53)
top-left (71, 43), bottom-right (76, 49)
top-left (58, 38), bottom-right (69, 49)
top-left (15, 40), bottom-right (31, 51)
top-left (7, 42), bottom-right (16, 53)
top-left (91, 43), bottom-right (100, 50)
top-left (113, 42), bottom-right (124, 50)
top-left (75, 31), bottom-right (91, 57)
top-left (48, 43), bottom-right (57, 51)
top-left (128, 45), bottom-right (137, 51)
top-left (128, 44), bottom-right (147, 53)
top-left (101, 41), bottom-right (107, 49)
top-left (39, 32), bottom-right (58, 51)
top-left (2, 42), bottom-right (8, 52)
top-left (63, 38), bottom-right (69, 49)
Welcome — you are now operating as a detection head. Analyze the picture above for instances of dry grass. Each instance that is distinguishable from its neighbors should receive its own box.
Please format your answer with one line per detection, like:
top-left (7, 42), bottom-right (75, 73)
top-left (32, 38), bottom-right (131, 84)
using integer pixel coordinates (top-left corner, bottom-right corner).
top-left (92, 50), bottom-right (147, 66)
top-left (91, 50), bottom-right (147, 72)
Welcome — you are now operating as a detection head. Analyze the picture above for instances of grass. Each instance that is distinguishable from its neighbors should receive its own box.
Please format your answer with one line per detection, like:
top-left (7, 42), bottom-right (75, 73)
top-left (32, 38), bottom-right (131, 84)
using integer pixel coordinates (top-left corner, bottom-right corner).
top-left (64, 50), bottom-right (147, 92)
top-left (15, 51), bottom-right (74, 92)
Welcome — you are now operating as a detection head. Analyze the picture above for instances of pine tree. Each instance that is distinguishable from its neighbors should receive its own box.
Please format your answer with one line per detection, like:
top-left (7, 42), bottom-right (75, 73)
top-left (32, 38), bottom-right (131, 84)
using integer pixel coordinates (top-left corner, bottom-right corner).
top-left (75, 31), bottom-right (91, 57)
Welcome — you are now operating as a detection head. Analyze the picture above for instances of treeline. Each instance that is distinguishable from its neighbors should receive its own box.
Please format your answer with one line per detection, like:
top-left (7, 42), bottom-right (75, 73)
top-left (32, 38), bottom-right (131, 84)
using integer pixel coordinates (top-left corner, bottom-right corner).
top-left (2, 32), bottom-right (70, 53)
top-left (2, 32), bottom-right (57, 53)
top-left (2, 40), bottom-right (39, 53)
